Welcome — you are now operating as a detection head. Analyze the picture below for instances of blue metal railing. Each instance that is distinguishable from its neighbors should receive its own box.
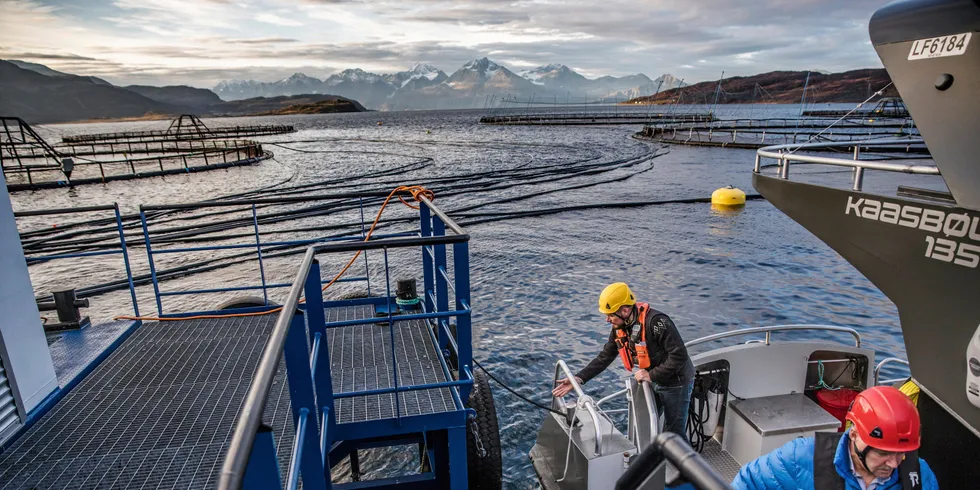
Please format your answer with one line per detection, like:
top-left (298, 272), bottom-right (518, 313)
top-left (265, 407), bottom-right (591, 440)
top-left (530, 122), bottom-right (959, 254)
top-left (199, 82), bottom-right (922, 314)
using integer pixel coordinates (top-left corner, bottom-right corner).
top-left (219, 196), bottom-right (473, 490)
top-left (15, 203), bottom-right (140, 318)
top-left (137, 193), bottom-right (406, 316)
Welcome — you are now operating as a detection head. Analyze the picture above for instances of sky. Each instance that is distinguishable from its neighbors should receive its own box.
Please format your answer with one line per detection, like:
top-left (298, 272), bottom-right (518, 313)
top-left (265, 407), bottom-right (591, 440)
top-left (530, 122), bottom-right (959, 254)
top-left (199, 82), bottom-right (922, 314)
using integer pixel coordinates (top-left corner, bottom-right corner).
top-left (0, 0), bottom-right (890, 88)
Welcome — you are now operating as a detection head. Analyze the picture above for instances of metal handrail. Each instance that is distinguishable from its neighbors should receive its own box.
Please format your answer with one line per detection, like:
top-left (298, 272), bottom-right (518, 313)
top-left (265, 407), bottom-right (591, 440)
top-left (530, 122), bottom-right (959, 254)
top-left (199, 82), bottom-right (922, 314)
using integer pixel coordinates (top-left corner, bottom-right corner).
top-left (753, 137), bottom-right (939, 192)
top-left (685, 324), bottom-right (862, 348)
top-left (638, 381), bottom-right (660, 451)
top-left (219, 246), bottom-right (315, 489)
top-left (552, 360), bottom-right (605, 455)
top-left (874, 357), bottom-right (911, 386)
top-left (219, 198), bottom-right (469, 489)
top-left (756, 139), bottom-right (938, 173)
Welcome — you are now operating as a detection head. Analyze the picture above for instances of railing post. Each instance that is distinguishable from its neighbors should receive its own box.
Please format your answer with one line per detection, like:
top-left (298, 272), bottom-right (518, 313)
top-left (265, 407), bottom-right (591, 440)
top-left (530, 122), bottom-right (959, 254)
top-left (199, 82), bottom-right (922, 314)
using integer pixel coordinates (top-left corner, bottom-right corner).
top-left (358, 197), bottom-right (371, 295)
top-left (139, 208), bottom-right (164, 316)
top-left (243, 425), bottom-right (283, 490)
top-left (420, 201), bottom-right (435, 312)
top-left (114, 204), bottom-right (140, 318)
top-left (852, 145), bottom-right (864, 191)
top-left (283, 311), bottom-right (328, 490)
top-left (383, 248), bottom-right (401, 425)
top-left (779, 151), bottom-right (790, 179)
top-left (305, 259), bottom-right (334, 438)
top-left (453, 242), bottom-right (472, 401)
top-left (433, 216), bottom-right (449, 351)
top-left (251, 204), bottom-right (269, 305)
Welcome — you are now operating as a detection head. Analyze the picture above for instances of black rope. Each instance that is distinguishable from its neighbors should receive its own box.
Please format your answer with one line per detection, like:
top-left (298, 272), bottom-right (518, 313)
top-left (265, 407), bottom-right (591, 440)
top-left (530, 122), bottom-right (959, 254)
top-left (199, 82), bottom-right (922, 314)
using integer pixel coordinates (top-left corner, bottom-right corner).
top-left (473, 359), bottom-right (564, 415)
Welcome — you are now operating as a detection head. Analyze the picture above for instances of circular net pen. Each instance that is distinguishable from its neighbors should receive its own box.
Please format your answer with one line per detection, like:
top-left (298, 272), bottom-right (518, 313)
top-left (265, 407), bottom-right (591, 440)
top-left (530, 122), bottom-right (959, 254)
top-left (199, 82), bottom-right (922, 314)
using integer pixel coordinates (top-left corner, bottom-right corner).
top-left (1, 117), bottom-right (271, 191)
top-left (636, 117), bottom-right (922, 152)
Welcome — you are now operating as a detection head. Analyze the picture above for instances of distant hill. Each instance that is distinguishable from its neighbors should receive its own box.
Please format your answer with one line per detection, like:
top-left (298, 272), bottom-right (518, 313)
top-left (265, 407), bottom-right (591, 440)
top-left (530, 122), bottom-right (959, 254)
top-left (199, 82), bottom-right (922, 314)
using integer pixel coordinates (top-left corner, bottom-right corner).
top-left (210, 94), bottom-right (367, 115)
top-left (0, 60), bottom-right (367, 124)
top-left (251, 98), bottom-right (363, 115)
top-left (7, 59), bottom-right (113, 86)
top-left (0, 60), bottom-right (189, 124)
top-left (626, 69), bottom-right (898, 105)
top-left (125, 85), bottom-right (222, 108)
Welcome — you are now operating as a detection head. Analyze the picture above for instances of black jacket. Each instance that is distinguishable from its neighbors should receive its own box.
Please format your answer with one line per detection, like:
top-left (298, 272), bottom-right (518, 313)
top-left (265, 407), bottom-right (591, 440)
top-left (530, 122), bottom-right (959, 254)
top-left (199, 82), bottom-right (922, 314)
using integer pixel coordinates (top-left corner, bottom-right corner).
top-left (575, 311), bottom-right (695, 387)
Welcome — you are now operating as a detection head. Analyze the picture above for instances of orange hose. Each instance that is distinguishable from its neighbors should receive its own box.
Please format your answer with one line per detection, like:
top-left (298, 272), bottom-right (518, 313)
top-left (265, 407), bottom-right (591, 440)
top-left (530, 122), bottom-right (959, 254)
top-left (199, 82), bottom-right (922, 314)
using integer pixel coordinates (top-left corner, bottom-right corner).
top-left (114, 185), bottom-right (433, 322)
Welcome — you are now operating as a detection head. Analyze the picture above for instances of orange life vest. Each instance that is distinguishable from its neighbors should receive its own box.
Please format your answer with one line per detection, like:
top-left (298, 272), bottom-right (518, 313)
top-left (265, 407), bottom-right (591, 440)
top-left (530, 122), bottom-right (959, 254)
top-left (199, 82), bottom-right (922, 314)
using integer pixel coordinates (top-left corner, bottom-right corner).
top-left (614, 302), bottom-right (652, 371)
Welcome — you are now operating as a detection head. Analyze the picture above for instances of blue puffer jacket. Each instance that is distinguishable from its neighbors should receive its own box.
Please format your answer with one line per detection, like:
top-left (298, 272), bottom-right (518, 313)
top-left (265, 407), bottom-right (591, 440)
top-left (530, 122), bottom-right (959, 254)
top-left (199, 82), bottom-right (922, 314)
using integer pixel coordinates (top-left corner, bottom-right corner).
top-left (732, 430), bottom-right (938, 490)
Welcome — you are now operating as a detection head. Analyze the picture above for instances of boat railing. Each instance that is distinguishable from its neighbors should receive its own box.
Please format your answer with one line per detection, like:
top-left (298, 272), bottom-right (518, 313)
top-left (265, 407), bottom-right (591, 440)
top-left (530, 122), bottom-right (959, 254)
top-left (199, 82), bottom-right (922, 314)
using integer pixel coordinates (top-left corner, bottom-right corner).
top-left (14, 203), bottom-right (140, 318)
top-left (753, 138), bottom-right (939, 192)
top-left (874, 357), bottom-right (911, 386)
top-left (218, 195), bottom-right (473, 489)
top-left (551, 360), bottom-right (605, 455)
top-left (686, 324), bottom-right (863, 349)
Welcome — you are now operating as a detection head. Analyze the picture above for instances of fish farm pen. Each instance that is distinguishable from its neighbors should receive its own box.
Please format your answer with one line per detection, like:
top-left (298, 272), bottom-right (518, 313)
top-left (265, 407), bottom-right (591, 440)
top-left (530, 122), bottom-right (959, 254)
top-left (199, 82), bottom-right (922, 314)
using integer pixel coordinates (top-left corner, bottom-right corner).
top-left (802, 97), bottom-right (910, 118)
top-left (1, 117), bottom-right (272, 191)
top-left (478, 95), bottom-right (713, 125)
top-left (60, 114), bottom-right (295, 144)
top-left (635, 117), bottom-right (924, 152)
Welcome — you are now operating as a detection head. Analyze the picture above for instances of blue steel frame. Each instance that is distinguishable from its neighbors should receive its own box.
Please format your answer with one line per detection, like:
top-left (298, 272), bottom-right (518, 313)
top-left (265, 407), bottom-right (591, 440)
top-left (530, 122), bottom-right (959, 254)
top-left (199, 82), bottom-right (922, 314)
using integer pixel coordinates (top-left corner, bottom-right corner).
top-left (15, 203), bottom-right (140, 318)
top-left (137, 195), bottom-right (417, 316)
top-left (219, 196), bottom-right (474, 490)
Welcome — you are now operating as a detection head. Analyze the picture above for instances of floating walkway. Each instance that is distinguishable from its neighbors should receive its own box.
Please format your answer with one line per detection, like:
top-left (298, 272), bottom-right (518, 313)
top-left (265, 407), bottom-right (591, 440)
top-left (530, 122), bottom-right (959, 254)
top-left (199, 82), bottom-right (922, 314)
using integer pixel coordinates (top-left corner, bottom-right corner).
top-left (0, 314), bottom-right (295, 489)
top-left (61, 115), bottom-right (295, 144)
top-left (802, 97), bottom-right (909, 119)
top-left (1, 117), bottom-right (271, 191)
top-left (635, 117), bottom-right (925, 152)
top-left (479, 112), bottom-right (713, 126)
top-left (0, 302), bottom-right (462, 488)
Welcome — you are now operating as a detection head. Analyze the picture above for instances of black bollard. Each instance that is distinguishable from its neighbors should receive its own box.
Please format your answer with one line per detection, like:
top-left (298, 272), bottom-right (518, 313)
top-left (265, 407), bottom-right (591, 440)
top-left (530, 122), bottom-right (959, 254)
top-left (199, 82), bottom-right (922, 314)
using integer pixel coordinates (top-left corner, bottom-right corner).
top-left (36, 288), bottom-right (90, 331)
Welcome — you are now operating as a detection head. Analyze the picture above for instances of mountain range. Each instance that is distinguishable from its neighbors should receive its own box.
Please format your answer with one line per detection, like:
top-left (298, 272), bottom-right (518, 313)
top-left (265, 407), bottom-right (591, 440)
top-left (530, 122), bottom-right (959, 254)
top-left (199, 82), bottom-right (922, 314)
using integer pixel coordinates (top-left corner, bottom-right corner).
top-left (0, 60), bottom-right (364, 124)
top-left (213, 59), bottom-right (686, 110)
top-left (627, 69), bottom-right (898, 105)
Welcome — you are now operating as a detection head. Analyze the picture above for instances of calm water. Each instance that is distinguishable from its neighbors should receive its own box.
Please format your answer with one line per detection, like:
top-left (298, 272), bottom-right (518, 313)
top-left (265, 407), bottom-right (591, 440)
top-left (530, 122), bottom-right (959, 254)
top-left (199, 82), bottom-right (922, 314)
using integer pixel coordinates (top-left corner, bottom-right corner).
top-left (13, 105), bottom-right (937, 488)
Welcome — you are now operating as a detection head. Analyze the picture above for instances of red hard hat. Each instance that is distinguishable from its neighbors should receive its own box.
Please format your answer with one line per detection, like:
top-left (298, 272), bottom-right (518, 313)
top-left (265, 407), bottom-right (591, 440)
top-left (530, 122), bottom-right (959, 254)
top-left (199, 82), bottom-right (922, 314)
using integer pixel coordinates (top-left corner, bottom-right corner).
top-left (845, 386), bottom-right (920, 452)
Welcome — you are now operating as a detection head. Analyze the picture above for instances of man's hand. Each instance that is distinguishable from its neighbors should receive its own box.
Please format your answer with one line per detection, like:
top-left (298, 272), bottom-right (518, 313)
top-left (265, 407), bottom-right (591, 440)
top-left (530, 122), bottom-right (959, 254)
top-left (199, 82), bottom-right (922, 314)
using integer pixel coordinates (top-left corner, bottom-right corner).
top-left (552, 376), bottom-right (583, 397)
top-left (633, 370), bottom-right (651, 383)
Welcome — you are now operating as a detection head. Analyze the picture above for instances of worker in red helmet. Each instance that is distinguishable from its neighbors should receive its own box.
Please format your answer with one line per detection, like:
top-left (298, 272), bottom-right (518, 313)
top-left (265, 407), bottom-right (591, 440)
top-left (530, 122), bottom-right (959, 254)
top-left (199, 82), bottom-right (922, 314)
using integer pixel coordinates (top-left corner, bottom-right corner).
top-left (732, 386), bottom-right (938, 489)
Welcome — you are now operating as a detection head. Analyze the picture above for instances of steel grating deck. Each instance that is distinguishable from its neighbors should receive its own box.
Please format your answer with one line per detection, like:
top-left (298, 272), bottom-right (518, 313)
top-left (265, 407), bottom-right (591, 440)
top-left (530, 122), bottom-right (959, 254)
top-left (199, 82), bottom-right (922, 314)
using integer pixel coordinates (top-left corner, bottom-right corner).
top-left (325, 305), bottom-right (457, 424)
top-left (0, 316), bottom-right (296, 490)
top-left (665, 438), bottom-right (741, 483)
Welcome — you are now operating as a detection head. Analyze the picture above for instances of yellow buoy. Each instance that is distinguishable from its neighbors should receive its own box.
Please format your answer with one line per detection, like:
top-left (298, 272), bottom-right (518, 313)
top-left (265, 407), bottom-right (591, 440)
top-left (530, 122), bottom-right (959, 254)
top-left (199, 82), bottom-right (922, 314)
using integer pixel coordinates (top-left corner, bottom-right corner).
top-left (711, 186), bottom-right (746, 208)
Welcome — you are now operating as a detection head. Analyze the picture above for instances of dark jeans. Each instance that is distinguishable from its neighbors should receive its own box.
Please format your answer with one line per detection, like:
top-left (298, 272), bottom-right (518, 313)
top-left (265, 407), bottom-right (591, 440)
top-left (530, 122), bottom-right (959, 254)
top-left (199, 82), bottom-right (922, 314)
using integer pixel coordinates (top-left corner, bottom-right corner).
top-left (654, 380), bottom-right (694, 445)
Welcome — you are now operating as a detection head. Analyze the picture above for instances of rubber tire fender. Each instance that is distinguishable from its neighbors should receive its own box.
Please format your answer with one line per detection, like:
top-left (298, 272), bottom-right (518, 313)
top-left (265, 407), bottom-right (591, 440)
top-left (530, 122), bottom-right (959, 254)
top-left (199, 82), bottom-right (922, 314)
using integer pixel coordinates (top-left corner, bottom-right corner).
top-left (466, 369), bottom-right (503, 490)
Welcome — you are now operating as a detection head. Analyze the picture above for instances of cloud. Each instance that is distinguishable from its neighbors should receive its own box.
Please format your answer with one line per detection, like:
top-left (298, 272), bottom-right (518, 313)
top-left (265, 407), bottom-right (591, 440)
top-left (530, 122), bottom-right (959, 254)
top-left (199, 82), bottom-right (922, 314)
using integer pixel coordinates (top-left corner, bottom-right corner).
top-left (229, 37), bottom-right (301, 45)
top-left (0, 0), bottom-right (889, 87)
top-left (0, 51), bottom-right (97, 61)
top-left (255, 13), bottom-right (304, 27)
top-left (405, 8), bottom-right (530, 26)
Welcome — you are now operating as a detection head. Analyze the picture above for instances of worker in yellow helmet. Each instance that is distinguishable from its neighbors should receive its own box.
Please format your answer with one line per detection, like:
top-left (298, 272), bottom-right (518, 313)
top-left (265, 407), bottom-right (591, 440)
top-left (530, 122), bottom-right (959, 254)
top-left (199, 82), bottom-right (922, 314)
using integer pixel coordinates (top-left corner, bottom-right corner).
top-left (553, 282), bottom-right (696, 444)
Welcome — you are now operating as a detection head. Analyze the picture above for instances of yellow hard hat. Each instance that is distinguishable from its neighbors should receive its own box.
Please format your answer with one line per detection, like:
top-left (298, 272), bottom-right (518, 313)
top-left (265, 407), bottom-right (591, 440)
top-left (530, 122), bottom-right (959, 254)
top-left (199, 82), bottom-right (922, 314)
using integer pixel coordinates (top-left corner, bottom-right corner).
top-left (598, 282), bottom-right (636, 314)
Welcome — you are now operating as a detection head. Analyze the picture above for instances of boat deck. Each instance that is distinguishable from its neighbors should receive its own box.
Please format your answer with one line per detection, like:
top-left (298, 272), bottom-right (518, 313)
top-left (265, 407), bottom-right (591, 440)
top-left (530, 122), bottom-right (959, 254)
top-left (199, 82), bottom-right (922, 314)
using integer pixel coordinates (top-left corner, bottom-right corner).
top-left (665, 438), bottom-right (741, 483)
top-left (0, 314), bottom-right (294, 489)
top-left (0, 304), bottom-right (454, 489)
top-left (326, 305), bottom-right (455, 426)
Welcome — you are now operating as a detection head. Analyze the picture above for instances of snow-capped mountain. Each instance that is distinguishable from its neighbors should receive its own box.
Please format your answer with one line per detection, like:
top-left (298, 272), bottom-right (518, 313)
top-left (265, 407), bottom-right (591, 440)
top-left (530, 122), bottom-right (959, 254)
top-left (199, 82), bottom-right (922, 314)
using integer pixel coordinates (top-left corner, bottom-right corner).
top-left (519, 64), bottom-right (590, 91)
top-left (272, 73), bottom-right (324, 95)
top-left (213, 79), bottom-right (271, 100)
top-left (212, 59), bottom-right (669, 110)
top-left (387, 63), bottom-right (448, 90)
top-left (325, 68), bottom-right (385, 86)
top-left (443, 58), bottom-right (538, 94)
top-left (322, 69), bottom-right (394, 108)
